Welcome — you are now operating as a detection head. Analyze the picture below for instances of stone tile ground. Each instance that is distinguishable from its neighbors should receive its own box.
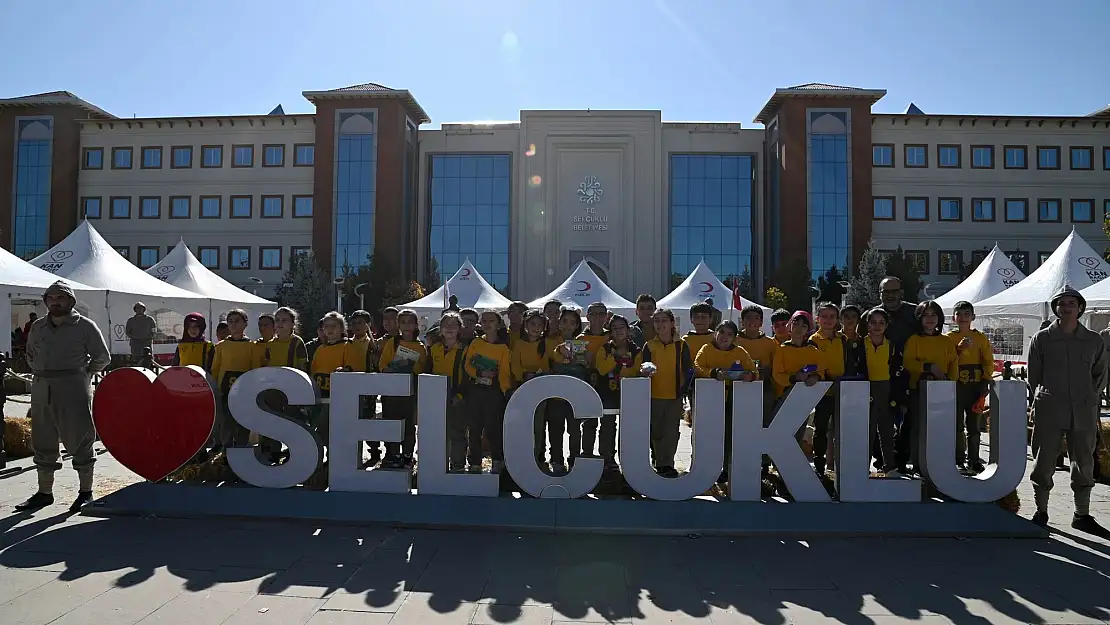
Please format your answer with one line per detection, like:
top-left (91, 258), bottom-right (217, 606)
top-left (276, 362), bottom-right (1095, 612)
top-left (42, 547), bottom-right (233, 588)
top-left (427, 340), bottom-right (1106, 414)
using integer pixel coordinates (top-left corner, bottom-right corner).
top-left (3, 398), bottom-right (1109, 624)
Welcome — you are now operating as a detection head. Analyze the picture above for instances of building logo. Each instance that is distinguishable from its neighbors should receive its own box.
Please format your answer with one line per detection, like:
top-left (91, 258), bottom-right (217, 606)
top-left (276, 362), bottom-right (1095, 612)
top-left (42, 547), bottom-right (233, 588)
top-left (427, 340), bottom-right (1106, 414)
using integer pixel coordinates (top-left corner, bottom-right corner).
top-left (576, 280), bottom-right (592, 293)
top-left (699, 281), bottom-right (714, 294)
top-left (576, 176), bottom-right (603, 205)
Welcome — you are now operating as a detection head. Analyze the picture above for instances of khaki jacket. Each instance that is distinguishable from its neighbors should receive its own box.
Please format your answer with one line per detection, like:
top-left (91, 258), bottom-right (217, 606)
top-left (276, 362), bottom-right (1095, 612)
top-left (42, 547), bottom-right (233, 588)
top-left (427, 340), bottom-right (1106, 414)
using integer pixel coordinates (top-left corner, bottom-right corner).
top-left (27, 311), bottom-right (111, 374)
top-left (125, 313), bottom-right (157, 342)
top-left (1028, 322), bottom-right (1108, 431)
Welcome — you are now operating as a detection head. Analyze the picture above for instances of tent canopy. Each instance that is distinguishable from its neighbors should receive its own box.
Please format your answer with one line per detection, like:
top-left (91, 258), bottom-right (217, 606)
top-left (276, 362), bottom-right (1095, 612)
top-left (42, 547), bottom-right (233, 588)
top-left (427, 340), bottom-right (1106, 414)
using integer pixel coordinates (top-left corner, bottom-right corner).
top-left (658, 260), bottom-right (772, 334)
top-left (527, 261), bottom-right (636, 315)
top-left (149, 240), bottom-right (273, 305)
top-left (404, 260), bottom-right (512, 314)
top-left (934, 245), bottom-right (1025, 314)
top-left (0, 244), bottom-right (98, 293)
top-left (975, 230), bottom-right (1110, 319)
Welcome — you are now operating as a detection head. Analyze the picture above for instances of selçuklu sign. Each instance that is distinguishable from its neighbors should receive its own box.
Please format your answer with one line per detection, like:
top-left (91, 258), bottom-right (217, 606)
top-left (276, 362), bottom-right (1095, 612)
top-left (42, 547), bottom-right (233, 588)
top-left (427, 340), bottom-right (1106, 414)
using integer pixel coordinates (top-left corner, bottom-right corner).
top-left (207, 369), bottom-right (1026, 504)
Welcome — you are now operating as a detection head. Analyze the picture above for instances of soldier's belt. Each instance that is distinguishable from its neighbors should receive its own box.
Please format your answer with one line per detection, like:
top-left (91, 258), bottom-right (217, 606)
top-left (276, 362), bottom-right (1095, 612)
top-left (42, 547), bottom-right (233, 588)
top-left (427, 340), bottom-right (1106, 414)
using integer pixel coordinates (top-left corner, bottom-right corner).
top-left (33, 368), bottom-right (85, 378)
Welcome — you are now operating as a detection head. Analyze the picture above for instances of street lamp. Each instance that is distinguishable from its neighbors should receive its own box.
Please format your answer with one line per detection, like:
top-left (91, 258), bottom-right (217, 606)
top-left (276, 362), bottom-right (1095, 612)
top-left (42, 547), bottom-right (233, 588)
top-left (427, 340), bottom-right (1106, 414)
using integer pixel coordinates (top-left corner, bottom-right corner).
top-left (332, 277), bottom-right (345, 312)
top-left (355, 282), bottom-right (370, 311)
top-left (807, 286), bottom-right (821, 316)
top-left (247, 276), bottom-right (263, 296)
top-left (837, 280), bottom-right (852, 308)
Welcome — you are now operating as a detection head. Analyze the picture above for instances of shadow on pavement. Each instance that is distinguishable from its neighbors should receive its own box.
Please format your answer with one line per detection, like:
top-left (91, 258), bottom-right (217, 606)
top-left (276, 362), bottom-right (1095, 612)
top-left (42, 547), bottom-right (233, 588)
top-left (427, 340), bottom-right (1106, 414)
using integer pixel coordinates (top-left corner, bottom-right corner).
top-left (0, 512), bottom-right (1108, 623)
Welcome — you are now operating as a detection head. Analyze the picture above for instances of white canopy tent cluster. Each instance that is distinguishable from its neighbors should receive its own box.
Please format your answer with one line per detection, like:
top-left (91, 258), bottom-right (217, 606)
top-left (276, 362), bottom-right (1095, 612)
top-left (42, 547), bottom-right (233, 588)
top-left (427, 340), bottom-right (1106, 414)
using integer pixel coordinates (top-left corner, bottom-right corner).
top-left (2, 222), bottom-right (274, 355)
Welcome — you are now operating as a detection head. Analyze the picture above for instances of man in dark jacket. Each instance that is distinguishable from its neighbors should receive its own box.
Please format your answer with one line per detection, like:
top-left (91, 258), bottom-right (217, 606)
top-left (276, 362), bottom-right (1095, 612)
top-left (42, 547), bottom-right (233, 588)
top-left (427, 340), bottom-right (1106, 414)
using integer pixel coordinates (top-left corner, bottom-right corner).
top-left (1027, 286), bottom-right (1109, 537)
top-left (876, 277), bottom-right (917, 470)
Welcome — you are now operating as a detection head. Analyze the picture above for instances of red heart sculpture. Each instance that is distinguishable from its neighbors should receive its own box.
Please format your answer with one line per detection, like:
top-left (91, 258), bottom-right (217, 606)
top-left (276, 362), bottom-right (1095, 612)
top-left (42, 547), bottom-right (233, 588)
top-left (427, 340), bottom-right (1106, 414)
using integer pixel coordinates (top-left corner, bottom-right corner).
top-left (92, 366), bottom-right (216, 482)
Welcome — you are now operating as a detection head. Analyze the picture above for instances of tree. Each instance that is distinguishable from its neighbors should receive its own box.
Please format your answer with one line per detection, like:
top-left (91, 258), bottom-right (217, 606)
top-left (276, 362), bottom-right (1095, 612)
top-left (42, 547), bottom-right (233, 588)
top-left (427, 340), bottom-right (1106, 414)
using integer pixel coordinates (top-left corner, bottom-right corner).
top-left (764, 286), bottom-right (788, 310)
top-left (1103, 211), bottom-right (1110, 261)
top-left (770, 260), bottom-right (814, 312)
top-left (272, 252), bottom-right (333, 336)
top-left (816, 265), bottom-right (847, 305)
top-left (883, 246), bottom-right (923, 302)
top-left (732, 266), bottom-right (755, 302)
top-left (669, 272), bottom-right (685, 291)
top-left (383, 280), bottom-right (425, 309)
top-left (845, 243), bottom-right (886, 310)
top-left (421, 256), bottom-right (441, 294)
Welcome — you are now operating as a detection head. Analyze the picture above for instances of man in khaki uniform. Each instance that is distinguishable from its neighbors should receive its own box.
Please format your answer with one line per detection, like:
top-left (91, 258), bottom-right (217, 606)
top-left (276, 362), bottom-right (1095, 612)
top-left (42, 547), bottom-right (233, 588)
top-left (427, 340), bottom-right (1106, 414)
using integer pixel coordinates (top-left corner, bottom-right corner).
top-left (1028, 286), bottom-right (1109, 537)
top-left (125, 301), bottom-right (156, 363)
top-left (15, 281), bottom-right (111, 512)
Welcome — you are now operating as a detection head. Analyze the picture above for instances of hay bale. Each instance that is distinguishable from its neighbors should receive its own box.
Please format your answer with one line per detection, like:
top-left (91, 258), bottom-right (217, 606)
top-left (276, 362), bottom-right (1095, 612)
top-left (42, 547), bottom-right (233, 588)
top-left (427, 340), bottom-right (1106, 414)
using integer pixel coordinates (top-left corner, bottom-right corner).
top-left (996, 490), bottom-right (1021, 513)
top-left (3, 416), bottom-right (32, 458)
top-left (1099, 420), bottom-right (1110, 483)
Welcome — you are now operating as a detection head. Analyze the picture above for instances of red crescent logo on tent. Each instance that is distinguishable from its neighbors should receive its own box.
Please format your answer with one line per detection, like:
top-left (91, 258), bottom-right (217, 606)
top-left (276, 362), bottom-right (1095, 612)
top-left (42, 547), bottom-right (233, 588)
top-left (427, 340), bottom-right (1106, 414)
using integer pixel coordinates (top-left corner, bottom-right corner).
top-left (699, 281), bottom-right (714, 294)
top-left (576, 280), bottom-right (592, 292)
top-left (460, 268), bottom-right (472, 278)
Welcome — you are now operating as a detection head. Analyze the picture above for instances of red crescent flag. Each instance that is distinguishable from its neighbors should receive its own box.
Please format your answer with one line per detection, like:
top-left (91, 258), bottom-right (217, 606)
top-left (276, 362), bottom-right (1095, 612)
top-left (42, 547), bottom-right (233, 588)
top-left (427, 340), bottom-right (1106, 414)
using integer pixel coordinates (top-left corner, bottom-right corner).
top-left (732, 278), bottom-right (743, 310)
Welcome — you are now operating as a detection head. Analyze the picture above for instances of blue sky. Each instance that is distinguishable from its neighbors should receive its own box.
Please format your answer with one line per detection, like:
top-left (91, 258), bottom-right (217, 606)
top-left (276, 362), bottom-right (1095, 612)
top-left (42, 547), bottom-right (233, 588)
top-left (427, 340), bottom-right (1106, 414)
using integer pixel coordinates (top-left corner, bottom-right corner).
top-left (2, 0), bottom-right (1107, 127)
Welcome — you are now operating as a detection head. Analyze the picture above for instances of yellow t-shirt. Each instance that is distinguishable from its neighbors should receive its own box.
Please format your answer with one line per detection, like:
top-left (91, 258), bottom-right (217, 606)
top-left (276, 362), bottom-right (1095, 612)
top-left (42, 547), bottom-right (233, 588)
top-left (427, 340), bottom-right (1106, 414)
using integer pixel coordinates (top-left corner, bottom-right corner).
top-left (212, 337), bottom-right (262, 393)
top-left (946, 328), bottom-right (995, 384)
top-left (173, 341), bottom-right (213, 369)
top-left (464, 337), bottom-right (512, 393)
top-left (771, 341), bottom-right (823, 398)
top-left (310, 340), bottom-right (349, 397)
top-left (694, 343), bottom-right (757, 392)
top-left (904, 333), bottom-right (959, 389)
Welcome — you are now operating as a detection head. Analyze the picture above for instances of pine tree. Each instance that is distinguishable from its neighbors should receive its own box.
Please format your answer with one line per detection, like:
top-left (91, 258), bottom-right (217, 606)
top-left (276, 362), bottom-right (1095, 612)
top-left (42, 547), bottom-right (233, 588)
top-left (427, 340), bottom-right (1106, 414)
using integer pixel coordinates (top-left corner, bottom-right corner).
top-left (770, 260), bottom-right (814, 312)
top-left (273, 252), bottom-right (334, 336)
top-left (421, 256), bottom-right (441, 294)
top-left (816, 265), bottom-right (847, 305)
top-left (845, 243), bottom-right (886, 310)
top-left (735, 266), bottom-right (755, 301)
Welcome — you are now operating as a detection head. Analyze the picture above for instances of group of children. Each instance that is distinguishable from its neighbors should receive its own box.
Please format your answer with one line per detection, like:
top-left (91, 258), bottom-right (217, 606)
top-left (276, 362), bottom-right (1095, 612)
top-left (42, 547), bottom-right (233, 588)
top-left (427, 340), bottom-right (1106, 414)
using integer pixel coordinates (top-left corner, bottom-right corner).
top-left (168, 292), bottom-right (994, 484)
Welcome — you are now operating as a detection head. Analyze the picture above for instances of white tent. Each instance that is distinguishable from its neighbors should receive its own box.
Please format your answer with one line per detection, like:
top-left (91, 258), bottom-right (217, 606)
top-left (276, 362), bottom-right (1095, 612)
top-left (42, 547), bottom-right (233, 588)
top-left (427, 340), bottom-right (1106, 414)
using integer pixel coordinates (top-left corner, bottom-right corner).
top-left (933, 245), bottom-right (1025, 315)
top-left (974, 229), bottom-right (1110, 363)
top-left (658, 260), bottom-right (772, 334)
top-left (527, 261), bottom-right (636, 317)
top-left (30, 221), bottom-right (209, 355)
top-left (0, 245), bottom-right (107, 353)
top-left (403, 260), bottom-right (513, 331)
top-left (148, 240), bottom-right (275, 330)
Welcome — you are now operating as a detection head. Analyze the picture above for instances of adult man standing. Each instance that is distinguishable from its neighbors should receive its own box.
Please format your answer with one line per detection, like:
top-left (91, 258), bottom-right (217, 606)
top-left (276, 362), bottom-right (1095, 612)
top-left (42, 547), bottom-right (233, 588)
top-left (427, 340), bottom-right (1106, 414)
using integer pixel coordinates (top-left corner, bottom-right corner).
top-left (879, 277), bottom-right (917, 471)
top-left (1028, 286), bottom-right (1109, 536)
top-left (125, 302), bottom-right (157, 363)
top-left (15, 281), bottom-right (111, 512)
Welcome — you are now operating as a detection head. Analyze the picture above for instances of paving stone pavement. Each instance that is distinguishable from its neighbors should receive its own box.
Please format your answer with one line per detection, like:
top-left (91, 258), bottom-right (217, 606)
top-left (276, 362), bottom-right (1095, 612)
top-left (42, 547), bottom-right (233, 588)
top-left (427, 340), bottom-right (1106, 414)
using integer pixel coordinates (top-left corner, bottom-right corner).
top-left (3, 399), bottom-right (1110, 623)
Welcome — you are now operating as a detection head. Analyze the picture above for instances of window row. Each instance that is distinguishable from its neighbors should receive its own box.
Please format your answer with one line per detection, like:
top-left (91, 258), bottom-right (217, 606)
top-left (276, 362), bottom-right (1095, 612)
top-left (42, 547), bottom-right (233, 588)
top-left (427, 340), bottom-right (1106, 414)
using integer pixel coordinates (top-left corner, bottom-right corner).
top-left (872, 196), bottom-right (1108, 224)
top-left (81, 143), bottom-right (315, 171)
top-left (897, 248), bottom-right (1051, 277)
top-left (82, 194), bottom-right (313, 220)
top-left (872, 144), bottom-right (1110, 171)
top-left (116, 244), bottom-right (310, 271)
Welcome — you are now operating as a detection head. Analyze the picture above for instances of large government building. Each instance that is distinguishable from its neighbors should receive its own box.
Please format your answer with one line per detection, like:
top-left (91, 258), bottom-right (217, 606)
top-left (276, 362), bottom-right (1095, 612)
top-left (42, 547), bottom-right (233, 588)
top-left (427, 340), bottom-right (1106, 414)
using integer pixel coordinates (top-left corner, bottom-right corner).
top-left (2, 83), bottom-right (1108, 300)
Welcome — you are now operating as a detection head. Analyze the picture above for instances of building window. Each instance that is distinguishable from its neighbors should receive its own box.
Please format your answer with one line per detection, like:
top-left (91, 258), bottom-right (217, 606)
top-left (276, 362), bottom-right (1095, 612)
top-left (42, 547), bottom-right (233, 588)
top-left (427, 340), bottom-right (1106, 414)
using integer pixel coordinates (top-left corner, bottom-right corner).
top-left (293, 195), bottom-right (313, 218)
top-left (937, 145), bottom-right (961, 168)
top-left (81, 197), bottom-right (101, 219)
top-left (938, 198), bottom-right (962, 221)
top-left (198, 246), bottom-right (219, 269)
top-left (291, 246), bottom-right (311, 260)
top-left (1104, 147), bottom-right (1110, 170)
top-left (261, 195), bottom-right (283, 218)
top-left (904, 197), bottom-right (928, 221)
top-left (170, 196), bottom-right (190, 219)
top-left (294, 143), bottom-right (314, 166)
top-left (201, 145), bottom-right (223, 168)
top-left (970, 249), bottom-right (990, 267)
top-left (1038, 251), bottom-right (1052, 267)
top-left (110, 196), bottom-right (131, 219)
top-left (229, 247), bottom-right (251, 269)
top-left (872, 197), bottom-right (894, 220)
top-left (263, 144), bottom-right (285, 167)
top-left (260, 247), bottom-right (282, 270)
top-left (872, 144), bottom-right (893, 167)
top-left (200, 196), bottom-right (221, 218)
top-left (139, 197), bottom-right (161, 218)
top-left (971, 145), bottom-right (994, 169)
top-left (1004, 146), bottom-right (1027, 169)
top-left (232, 145), bottom-right (254, 167)
top-left (905, 250), bottom-right (930, 275)
top-left (141, 146), bottom-right (162, 169)
top-left (1038, 198), bottom-right (1061, 222)
top-left (112, 147), bottom-right (133, 169)
top-left (971, 198), bottom-right (995, 222)
top-left (1037, 146), bottom-right (1060, 170)
top-left (138, 246), bottom-right (160, 269)
top-left (171, 146), bottom-right (192, 168)
top-left (11, 118), bottom-right (53, 259)
top-left (114, 246), bottom-right (129, 260)
top-left (230, 195), bottom-right (252, 218)
top-left (938, 251), bottom-right (963, 275)
top-left (429, 153), bottom-right (513, 289)
top-left (1007, 251), bottom-right (1030, 273)
top-left (804, 112), bottom-right (850, 280)
top-left (1004, 199), bottom-right (1028, 222)
top-left (1070, 147), bottom-right (1093, 170)
top-left (904, 145), bottom-right (927, 168)
top-left (1071, 199), bottom-right (1094, 223)
top-left (82, 147), bottom-right (103, 170)
top-left (333, 110), bottom-right (378, 275)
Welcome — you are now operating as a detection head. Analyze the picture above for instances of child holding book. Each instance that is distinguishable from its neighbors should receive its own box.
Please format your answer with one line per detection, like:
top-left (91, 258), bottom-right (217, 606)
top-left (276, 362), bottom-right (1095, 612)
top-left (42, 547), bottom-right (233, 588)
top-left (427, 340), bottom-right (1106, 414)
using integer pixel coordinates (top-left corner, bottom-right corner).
top-left (378, 309), bottom-right (428, 469)
top-left (579, 302), bottom-right (611, 456)
top-left (693, 320), bottom-right (756, 484)
top-left (430, 312), bottom-right (471, 472)
top-left (548, 306), bottom-right (589, 472)
top-left (595, 314), bottom-right (640, 471)
top-left (463, 310), bottom-right (512, 473)
top-left (511, 310), bottom-right (554, 468)
top-left (900, 300), bottom-right (959, 473)
top-left (637, 308), bottom-right (694, 478)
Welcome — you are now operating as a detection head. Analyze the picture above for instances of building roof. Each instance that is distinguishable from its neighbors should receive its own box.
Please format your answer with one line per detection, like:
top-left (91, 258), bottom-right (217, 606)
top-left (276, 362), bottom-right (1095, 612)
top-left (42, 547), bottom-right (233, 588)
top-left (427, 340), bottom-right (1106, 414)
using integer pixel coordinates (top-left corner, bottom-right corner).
top-left (905, 102), bottom-right (925, 115)
top-left (302, 82), bottom-right (431, 124)
top-left (753, 83), bottom-right (886, 124)
top-left (1088, 104), bottom-right (1110, 118)
top-left (0, 90), bottom-right (115, 119)
top-left (268, 104), bottom-right (285, 115)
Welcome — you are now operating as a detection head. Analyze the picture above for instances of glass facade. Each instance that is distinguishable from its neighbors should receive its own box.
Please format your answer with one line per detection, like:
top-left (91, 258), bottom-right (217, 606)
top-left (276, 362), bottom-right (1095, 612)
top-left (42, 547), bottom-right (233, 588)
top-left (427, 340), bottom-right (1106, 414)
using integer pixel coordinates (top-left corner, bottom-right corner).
top-left (807, 111), bottom-right (850, 280)
top-left (12, 118), bottom-right (53, 259)
top-left (333, 111), bottom-right (377, 274)
top-left (669, 154), bottom-right (754, 283)
top-left (429, 154), bottom-right (511, 291)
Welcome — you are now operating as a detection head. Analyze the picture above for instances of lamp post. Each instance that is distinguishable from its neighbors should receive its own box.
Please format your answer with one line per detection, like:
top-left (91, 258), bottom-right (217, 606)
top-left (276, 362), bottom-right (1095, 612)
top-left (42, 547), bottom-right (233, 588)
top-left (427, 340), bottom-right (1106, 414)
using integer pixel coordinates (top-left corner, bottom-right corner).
top-left (837, 280), bottom-right (852, 308)
top-left (807, 286), bottom-right (821, 316)
top-left (355, 282), bottom-right (369, 311)
top-left (247, 276), bottom-right (263, 296)
top-left (332, 277), bottom-right (345, 313)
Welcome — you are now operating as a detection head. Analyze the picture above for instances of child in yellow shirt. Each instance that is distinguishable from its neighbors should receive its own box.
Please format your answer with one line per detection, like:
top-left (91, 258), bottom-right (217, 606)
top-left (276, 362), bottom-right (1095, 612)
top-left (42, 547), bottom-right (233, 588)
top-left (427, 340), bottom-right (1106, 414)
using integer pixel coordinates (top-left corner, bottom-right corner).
top-left (256, 306), bottom-right (309, 464)
top-left (512, 310), bottom-right (554, 467)
top-left (809, 302), bottom-right (846, 475)
top-left (547, 306), bottom-right (587, 474)
top-left (430, 312), bottom-right (470, 472)
top-left (862, 307), bottom-right (900, 477)
top-left (595, 314), bottom-right (640, 472)
top-left (694, 320), bottom-right (755, 484)
top-left (379, 309), bottom-right (428, 469)
top-left (172, 312), bottom-right (213, 370)
top-left (211, 309), bottom-right (263, 450)
top-left (771, 311), bottom-right (823, 399)
top-left (900, 300), bottom-right (959, 473)
top-left (464, 310), bottom-right (512, 474)
top-left (947, 300), bottom-right (995, 472)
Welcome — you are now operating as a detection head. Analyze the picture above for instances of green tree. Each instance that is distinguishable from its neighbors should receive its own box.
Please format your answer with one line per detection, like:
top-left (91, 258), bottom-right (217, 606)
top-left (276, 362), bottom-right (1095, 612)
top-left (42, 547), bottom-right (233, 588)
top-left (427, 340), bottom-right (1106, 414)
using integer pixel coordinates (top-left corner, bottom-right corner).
top-left (421, 256), bottom-right (441, 294)
top-left (669, 272), bottom-right (685, 291)
top-left (845, 243), bottom-right (886, 310)
top-left (770, 260), bottom-right (814, 312)
top-left (883, 246), bottom-right (923, 302)
top-left (764, 286), bottom-right (788, 310)
top-left (272, 251), bottom-right (333, 335)
top-left (732, 266), bottom-right (755, 302)
top-left (816, 265), bottom-right (847, 305)
top-left (1103, 212), bottom-right (1110, 261)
